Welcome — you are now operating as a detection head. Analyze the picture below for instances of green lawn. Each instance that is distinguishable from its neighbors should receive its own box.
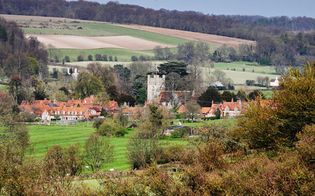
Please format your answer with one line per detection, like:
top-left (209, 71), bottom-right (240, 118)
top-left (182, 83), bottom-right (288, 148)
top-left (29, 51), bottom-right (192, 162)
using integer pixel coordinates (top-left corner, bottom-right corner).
top-left (27, 123), bottom-right (188, 171)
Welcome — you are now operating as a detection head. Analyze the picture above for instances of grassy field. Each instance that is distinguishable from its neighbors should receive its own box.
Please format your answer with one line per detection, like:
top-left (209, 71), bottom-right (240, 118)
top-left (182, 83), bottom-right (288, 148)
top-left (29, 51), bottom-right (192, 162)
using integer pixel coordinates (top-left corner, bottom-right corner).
top-left (182, 118), bottom-right (236, 128)
top-left (2, 14), bottom-right (188, 46)
top-left (27, 123), bottom-right (188, 171)
top-left (213, 61), bottom-right (277, 74)
top-left (202, 64), bottom-right (281, 85)
top-left (49, 48), bottom-right (155, 62)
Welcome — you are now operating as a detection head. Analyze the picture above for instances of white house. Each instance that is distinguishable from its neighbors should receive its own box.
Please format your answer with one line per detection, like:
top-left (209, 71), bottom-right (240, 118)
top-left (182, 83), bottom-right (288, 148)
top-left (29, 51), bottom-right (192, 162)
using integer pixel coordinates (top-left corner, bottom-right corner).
top-left (270, 77), bottom-right (279, 87)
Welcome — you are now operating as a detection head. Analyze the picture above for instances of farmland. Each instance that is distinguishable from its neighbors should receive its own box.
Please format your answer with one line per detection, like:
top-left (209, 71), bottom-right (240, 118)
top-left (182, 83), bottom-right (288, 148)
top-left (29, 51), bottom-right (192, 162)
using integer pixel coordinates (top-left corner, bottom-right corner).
top-left (1, 14), bottom-right (188, 46)
top-left (213, 61), bottom-right (277, 74)
top-left (118, 24), bottom-right (256, 47)
top-left (1, 14), bottom-right (255, 62)
top-left (49, 48), bottom-right (155, 62)
top-left (31, 35), bottom-right (173, 50)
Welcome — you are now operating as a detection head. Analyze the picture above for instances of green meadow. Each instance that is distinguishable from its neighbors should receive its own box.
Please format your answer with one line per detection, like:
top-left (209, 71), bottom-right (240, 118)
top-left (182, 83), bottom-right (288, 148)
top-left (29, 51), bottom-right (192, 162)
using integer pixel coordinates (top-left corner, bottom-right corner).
top-left (213, 61), bottom-right (277, 74)
top-left (49, 48), bottom-right (155, 62)
top-left (27, 123), bottom-right (188, 171)
top-left (18, 18), bottom-right (188, 46)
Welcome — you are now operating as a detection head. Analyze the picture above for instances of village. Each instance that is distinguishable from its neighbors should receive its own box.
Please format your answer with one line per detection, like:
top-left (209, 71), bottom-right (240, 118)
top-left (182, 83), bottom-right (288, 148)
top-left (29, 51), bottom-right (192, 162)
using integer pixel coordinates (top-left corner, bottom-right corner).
top-left (19, 73), bottom-right (278, 126)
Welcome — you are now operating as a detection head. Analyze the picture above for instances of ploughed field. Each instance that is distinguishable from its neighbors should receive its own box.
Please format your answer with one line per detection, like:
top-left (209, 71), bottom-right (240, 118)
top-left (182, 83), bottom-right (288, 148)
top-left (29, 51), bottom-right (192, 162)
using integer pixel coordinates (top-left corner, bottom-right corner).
top-left (29, 35), bottom-right (173, 50)
top-left (1, 14), bottom-right (254, 50)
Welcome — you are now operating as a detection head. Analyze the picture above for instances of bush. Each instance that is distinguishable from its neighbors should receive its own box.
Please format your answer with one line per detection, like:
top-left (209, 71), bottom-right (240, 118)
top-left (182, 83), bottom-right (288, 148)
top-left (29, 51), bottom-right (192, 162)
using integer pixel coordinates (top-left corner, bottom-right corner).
top-left (234, 101), bottom-right (282, 150)
top-left (170, 126), bottom-right (191, 138)
top-left (64, 56), bottom-right (70, 62)
top-left (95, 54), bottom-right (102, 61)
top-left (296, 125), bottom-right (315, 166)
top-left (223, 154), bottom-right (315, 195)
top-left (88, 54), bottom-right (93, 61)
top-left (97, 119), bottom-right (126, 137)
top-left (16, 112), bottom-right (37, 122)
top-left (131, 56), bottom-right (138, 61)
top-left (127, 131), bottom-right (162, 169)
top-left (157, 145), bottom-right (186, 164)
top-left (93, 118), bottom-right (105, 129)
top-left (197, 141), bottom-right (225, 171)
top-left (77, 55), bottom-right (84, 61)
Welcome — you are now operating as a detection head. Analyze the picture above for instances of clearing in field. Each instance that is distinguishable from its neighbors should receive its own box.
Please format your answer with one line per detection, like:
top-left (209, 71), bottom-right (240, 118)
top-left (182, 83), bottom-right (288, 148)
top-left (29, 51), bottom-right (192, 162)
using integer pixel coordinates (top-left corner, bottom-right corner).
top-left (28, 35), bottom-right (174, 50)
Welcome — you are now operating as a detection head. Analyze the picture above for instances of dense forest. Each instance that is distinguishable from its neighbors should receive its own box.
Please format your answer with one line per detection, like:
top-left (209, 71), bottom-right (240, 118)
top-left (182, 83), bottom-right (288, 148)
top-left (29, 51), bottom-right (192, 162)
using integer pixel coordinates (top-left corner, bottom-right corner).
top-left (1, 0), bottom-right (315, 66)
top-left (0, 18), bottom-right (48, 103)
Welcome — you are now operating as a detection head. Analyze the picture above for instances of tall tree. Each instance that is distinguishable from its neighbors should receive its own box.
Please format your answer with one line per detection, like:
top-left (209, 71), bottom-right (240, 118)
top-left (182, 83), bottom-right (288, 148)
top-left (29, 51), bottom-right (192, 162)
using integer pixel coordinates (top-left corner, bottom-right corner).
top-left (75, 72), bottom-right (104, 99)
top-left (84, 134), bottom-right (113, 172)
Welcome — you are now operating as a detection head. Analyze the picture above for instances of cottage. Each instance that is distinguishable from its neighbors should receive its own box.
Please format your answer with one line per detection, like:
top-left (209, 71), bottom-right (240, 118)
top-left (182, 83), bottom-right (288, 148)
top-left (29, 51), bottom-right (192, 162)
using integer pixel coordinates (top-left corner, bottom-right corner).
top-left (19, 96), bottom-right (110, 123)
top-left (201, 99), bottom-right (245, 118)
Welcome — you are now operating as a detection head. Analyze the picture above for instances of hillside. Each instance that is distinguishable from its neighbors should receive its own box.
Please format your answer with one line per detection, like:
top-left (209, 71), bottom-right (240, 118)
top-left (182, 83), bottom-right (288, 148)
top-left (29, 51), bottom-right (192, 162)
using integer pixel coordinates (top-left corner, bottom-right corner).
top-left (1, 1), bottom-right (315, 66)
top-left (1, 14), bottom-right (254, 49)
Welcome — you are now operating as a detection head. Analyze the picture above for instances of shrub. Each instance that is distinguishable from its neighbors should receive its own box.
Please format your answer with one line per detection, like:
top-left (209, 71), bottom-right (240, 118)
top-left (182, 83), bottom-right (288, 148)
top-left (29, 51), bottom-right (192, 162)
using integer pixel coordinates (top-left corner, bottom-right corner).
top-left (131, 56), bottom-right (138, 61)
top-left (197, 141), bottom-right (225, 171)
top-left (223, 154), bottom-right (315, 195)
top-left (170, 126), bottom-right (191, 138)
top-left (93, 118), bottom-right (105, 129)
top-left (88, 54), bottom-right (93, 61)
top-left (97, 119), bottom-right (126, 137)
top-left (64, 56), bottom-right (70, 62)
top-left (77, 55), bottom-right (84, 61)
top-left (127, 131), bottom-right (162, 169)
top-left (157, 145), bottom-right (186, 164)
top-left (233, 101), bottom-right (282, 150)
top-left (16, 112), bottom-right (37, 122)
top-left (102, 54), bottom-right (108, 61)
top-left (296, 125), bottom-right (315, 166)
top-left (95, 54), bottom-right (102, 61)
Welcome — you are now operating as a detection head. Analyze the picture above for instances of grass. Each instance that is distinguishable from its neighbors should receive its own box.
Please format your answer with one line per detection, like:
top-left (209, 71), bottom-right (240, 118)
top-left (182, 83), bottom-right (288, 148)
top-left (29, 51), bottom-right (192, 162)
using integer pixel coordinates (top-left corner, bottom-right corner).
top-left (213, 61), bottom-right (277, 74)
top-left (182, 118), bottom-right (237, 128)
top-left (262, 90), bottom-right (273, 99)
top-left (49, 48), bottom-right (155, 62)
top-left (13, 16), bottom-right (188, 46)
top-left (27, 122), bottom-right (188, 171)
top-left (202, 64), bottom-right (281, 85)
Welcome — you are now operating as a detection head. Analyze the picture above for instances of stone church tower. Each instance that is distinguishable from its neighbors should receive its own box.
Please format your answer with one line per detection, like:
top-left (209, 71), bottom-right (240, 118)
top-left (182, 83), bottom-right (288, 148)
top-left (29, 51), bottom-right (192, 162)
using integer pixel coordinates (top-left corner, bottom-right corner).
top-left (147, 74), bottom-right (165, 102)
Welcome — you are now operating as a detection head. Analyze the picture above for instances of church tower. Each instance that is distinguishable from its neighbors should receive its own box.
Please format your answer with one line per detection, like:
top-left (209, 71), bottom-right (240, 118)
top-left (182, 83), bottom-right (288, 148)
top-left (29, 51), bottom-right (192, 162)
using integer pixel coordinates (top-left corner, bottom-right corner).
top-left (147, 74), bottom-right (165, 102)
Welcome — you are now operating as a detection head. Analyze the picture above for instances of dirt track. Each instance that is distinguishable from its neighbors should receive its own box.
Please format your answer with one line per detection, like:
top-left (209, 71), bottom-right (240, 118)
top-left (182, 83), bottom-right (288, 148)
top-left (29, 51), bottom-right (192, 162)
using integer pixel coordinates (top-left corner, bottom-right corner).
top-left (26, 35), bottom-right (174, 50)
top-left (118, 24), bottom-right (255, 47)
